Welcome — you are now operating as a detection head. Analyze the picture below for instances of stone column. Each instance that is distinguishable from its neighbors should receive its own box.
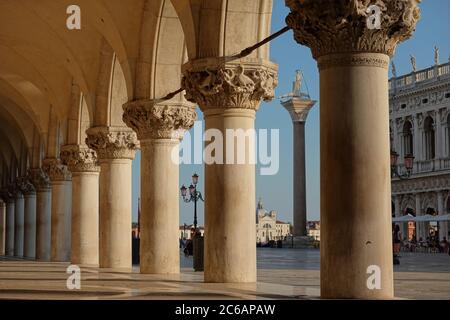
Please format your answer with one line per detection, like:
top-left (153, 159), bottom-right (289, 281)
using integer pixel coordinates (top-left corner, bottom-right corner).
top-left (5, 194), bottom-right (14, 256)
top-left (61, 145), bottom-right (100, 266)
top-left (22, 178), bottom-right (37, 259)
top-left (415, 193), bottom-right (423, 241)
top-left (43, 158), bottom-right (72, 262)
top-left (86, 127), bottom-right (138, 270)
top-left (0, 200), bottom-right (5, 255)
top-left (30, 168), bottom-right (52, 261)
top-left (182, 58), bottom-right (278, 282)
top-left (437, 191), bottom-right (447, 241)
top-left (393, 195), bottom-right (405, 239)
top-left (281, 98), bottom-right (316, 236)
top-left (14, 189), bottom-right (25, 257)
top-left (286, 0), bottom-right (421, 299)
top-left (123, 101), bottom-right (197, 274)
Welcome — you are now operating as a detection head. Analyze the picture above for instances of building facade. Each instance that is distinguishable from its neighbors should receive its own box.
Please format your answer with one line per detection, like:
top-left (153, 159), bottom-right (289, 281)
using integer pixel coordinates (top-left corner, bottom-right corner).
top-left (390, 58), bottom-right (450, 241)
top-left (307, 221), bottom-right (320, 241)
top-left (256, 199), bottom-right (291, 244)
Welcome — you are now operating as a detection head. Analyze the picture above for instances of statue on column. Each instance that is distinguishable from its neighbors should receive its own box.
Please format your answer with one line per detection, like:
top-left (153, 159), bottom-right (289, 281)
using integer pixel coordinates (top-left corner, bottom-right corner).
top-left (391, 61), bottom-right (397, 78)
top-left (293, 70), bottom-right (302, 96)
top-left (410, 54), bottom-right (417, 72)
top-left (434, 46), bottom-right (439, 65)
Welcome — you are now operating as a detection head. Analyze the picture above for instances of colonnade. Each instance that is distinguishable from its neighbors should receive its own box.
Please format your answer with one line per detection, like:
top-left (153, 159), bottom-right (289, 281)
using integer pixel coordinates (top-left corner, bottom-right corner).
top-left (0, 0), bottom-right (421, 300)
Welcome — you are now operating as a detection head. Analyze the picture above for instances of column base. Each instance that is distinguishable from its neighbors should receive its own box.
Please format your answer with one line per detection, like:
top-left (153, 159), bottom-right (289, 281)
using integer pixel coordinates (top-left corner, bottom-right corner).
top-left (283, 236), bottom-right (315, 248)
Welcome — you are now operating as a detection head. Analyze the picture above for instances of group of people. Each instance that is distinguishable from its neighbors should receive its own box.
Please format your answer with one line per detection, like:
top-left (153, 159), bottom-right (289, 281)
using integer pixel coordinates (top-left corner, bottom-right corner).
top-left (393, 224), bottom-right (450, 255)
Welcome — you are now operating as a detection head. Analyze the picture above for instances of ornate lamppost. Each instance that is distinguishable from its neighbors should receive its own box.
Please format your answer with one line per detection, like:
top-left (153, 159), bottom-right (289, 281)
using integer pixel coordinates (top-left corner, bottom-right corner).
top-left (391, 150), bottom-right (414, 180)
top-left (180, 173), bottom-right (204, 235)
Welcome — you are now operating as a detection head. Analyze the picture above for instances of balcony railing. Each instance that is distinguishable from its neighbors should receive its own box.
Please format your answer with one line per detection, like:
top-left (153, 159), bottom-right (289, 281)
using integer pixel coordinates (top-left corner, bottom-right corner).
top-left (389, 62), bottom-right (450, 93)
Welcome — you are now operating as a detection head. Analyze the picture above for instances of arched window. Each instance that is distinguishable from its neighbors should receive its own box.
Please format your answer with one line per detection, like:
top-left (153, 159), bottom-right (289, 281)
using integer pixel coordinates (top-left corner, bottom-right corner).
top-left (424, 117), bottom-right (435, 160)
top-left (403, 121), bottom-right (413, 156)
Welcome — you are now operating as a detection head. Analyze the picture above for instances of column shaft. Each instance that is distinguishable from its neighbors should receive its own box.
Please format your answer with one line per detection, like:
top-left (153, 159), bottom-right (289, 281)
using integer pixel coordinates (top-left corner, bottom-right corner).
top-left (51, 181), bottom-right (72, 261)
top-left (0, 201), bottom-right (5, 255)
top-left (204, 109), bottom-right (256, 283)
top-left (5, 201), bottom-right (14, 256)
top-left (319, 53), bottom-right (393, 299)
top-left (14, 193), bottom-right (24, 257)
top-left (36, 190), bottom-right (52, 261)
top-left (99, 159), bottom-right (132, 269)
top-left (293, 121), bottom-right (307, 236)
top-left (71, 172), bottom-right (99, 266)
top-left (140, 140), bottom-right (180, 274)
top-left (23, 193), bottom-right (37, 258)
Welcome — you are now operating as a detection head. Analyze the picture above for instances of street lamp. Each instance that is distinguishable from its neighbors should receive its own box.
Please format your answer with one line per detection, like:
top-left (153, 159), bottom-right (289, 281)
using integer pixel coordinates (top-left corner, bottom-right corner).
top-left (180, 173), bottom-right (204, 233)
top-left (391, 150), bottom-right (414, 179)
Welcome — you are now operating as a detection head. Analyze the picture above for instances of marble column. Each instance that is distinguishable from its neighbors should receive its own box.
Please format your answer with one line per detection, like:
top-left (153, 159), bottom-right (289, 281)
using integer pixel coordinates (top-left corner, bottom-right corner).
top-left (5, 195), bottom-right (14, 256)
top-left (43, 158), bottom-right (72, 262)
top-left (30, 168), bottom-right (52, 261)
top-left (286, 0), bottom-right (421, 299)
top-left (182, 58), bottom-right (278, 282)
top-left (61, 145), bottom-right (100, 266)
top-left (14, 189), bottom-right (25, 257)
top-left (0, 200), bottom-right (5, 255)
top-left (415, 193), bottom-right (423, 241)
top-left (437, 191), bottom-right (447, 241)
top-left (123, 101), bottom-right (197, 274)
top-left (282, 98), bottom-right (316, 236)
top-left (86, 127), bottom-right (138, 270)
top-left (22, 178), bottom-right (37, 259)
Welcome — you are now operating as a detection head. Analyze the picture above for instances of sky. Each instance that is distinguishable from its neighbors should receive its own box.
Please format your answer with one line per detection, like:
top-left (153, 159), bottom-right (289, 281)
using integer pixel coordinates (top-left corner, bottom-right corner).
top-left (132, 0), bottom-right (450, 225)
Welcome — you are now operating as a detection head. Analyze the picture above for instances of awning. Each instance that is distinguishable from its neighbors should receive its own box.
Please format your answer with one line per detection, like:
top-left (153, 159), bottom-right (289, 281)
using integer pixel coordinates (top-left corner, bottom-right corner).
top-left (393, 214), bottom-right (450, 222)
top-left (392, 214), bottom-right (415, 222)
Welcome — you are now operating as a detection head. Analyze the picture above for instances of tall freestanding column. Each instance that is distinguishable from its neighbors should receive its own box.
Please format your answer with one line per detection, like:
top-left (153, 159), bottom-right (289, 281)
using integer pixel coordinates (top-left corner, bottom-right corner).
top-left (22, 178), bottom-right (37, 259)
top-left (30, 168), bottom-right (52, 261)
top-left (286, 0), bottom-right (421, 298)
top-left (182, 58), bottom-right (278, 282)
top-left (281, 82), bottom-right (316, 237)
top-left (5, 193), bottom-right (15, 256)
top-left (43, 158), bottom-right (72, 262)
top-left (0, 200), bottom-right (5, 255)
top-left (14, 188), bottom-right (25, 257)
top-left (123, 101), bottom-right (197, 274)
top-left (86, 127), bottom-right (138, 270)
top-left (61, 145), bottom-right (100, 266)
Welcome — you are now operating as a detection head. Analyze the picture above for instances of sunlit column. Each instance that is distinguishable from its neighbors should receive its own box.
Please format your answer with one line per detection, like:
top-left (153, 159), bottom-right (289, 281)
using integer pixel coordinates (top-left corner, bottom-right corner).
top-left (123, 101), bottom-right (196, 274)
top-left (86, 127), bottom-right (138, 270)
top-left (286, 0), bottom-right (421, 299)
top-left (61, 145), bottom-right (100, 266)
top-left (182, 58), bottom-right (278, 282)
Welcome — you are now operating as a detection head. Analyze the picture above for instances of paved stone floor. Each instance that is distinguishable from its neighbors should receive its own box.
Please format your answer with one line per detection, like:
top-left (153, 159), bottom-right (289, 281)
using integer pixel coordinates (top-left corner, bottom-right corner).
top-left (0, 248), bottom-right (449, 300)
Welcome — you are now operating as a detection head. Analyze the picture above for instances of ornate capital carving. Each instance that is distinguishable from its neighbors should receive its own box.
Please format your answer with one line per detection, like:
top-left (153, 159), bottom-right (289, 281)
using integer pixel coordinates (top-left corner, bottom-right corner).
top-left (42, 158), bottom-right (72, 182)
top-left (123, 101), bottom-right (197, 140)
top-left (18, 176), bottom-right (36, 196)
top-left (281, 98), bottom-right (317, 122)
top-left (60, 144), bottom-right (100, 173)
top-left (182, 58), bottom-right (278, 111)
top-left (85, 126), bottom-right (139, 160)
top-left (285, 0), bottom-right (421, 59)
top-left (29, 168), bottom-right (51, 192)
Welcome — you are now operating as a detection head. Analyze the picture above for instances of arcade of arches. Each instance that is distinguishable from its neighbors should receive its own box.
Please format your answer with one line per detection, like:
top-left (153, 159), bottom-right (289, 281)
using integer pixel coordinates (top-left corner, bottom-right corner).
top-left (0, 0), bottom-right (421, 299)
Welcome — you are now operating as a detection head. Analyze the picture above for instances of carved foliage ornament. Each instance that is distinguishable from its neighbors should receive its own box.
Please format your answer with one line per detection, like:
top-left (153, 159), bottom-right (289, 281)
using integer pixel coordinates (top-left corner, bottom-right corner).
top-left (285, 0), bottom-right (421, 59)
top-left (42, 158), bottom-right (72, 182)
top-left (182, 63), bottom-right (278, 111)
top-left (29, 168), bottom-right (51, 191)
top-left (85, 127), bottom-right (139, 160)
top-left (123, 102), bottom-right (197, 140)
top-left (60, 145), bottom-right (100, 173)
top-left (16, 175), bottom-right (36, 195)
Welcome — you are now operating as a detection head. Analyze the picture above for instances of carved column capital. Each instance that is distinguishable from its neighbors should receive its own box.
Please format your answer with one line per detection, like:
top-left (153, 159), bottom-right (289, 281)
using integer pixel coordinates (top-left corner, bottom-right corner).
top-left (17, 175), bottom-right (36, 196)
top-left (281, 97), bottom-right (317, 123)
top-left (285, 0), bottom-right (421, 60)
top-left (29, 168), bottom-right (51, 192)
top-left (42, 158), bottom-right (72, 182)
top-left (182, 58), bottom-right (278, 112)
top-left (123, 101), bottom-right (197, 140)
top-left (85, 126), bottom-right (139, 160)
top-left (60, 144), bottom-right (100, 173)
